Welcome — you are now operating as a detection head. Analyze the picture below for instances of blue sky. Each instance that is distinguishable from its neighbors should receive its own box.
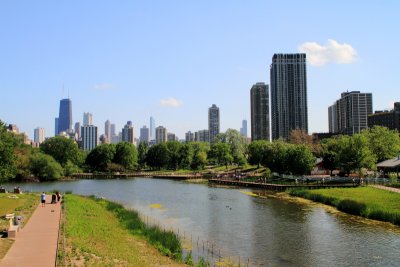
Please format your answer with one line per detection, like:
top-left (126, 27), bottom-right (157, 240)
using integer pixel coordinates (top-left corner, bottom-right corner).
top-left (1, 1), bottom-right (399, 139)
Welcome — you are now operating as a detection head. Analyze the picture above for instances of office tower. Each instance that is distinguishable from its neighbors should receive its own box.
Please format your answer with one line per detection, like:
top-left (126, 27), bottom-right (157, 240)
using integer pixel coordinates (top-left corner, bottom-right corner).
top-left (81, 125), bottom-right (98, 151)
top-left (167, 133), bottom-right (177, 142)
top-left (122, 123), bottom-right (134, 144)
top-left (155, 126), bottom-right (167, 144)
top-left (185, 131), bottom-right (195, 142)
top-left (104, 120), bottom-right (111, 143)
top-left (140, 125), bottom-right (150, 142)
top-left (251, 82), bottom-right (270, 141)
top-left (54, 118), bottom-right (59, 136)
top-left (58, 99), bottom-right (72, 134)
top-left (150, 116), bottom-right (155, 140)
top-left (328, 91), bottom-right (373, 135)
top-left (74, 122), bottom-right (81, 140)
top-left (208, 104), bottom-right (220, 143)
top-left (110, 124), bottom-right (116, 137)
top-left (270, 54), bottom-right (308, 140)
top-left (196, 129), bottom-right (210, 142)
top-left (240, 119), bottom-right (248, 138)
top-left (83, 112), bottom-right (93, 126)
top-left (34, 127), bottom-right (45, 144)
top-left (368, 102), bottom-right (400, 132)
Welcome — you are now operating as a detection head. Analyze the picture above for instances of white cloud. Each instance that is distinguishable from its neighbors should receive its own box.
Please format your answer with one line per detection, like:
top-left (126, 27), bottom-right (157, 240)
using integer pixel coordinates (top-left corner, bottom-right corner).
top-left (93, 83), bottom-right (115, 90)
top-left (160, 97), bottom-right (183, 108)
top-left (298, 39), bottom-right (357, 67)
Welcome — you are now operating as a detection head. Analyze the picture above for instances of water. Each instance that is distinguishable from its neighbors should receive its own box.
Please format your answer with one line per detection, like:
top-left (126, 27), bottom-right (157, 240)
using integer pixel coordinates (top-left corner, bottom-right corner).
top-left (5, 178), bottom-right (400, 266)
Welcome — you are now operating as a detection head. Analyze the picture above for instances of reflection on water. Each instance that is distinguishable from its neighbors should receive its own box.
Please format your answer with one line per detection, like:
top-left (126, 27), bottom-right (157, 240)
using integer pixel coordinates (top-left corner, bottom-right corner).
top-left (5, 178), bottom-right (400, 266)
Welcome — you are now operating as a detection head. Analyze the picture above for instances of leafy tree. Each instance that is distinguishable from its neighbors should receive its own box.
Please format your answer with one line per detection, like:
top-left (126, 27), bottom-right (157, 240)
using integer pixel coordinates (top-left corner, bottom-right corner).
top-left (321, 137), bottom-right (339, 176)
top-left (286, 144), bottom-right (315, 175)
top-left (137, 141), bottom-right (149, 170)
top-left (178, 143), bottom-right (194, 169)
top-left (248, 140), bottom-right (269, 168)
top-left (114, 142), bottom-right (138, 170)
top-left (40, 136), bottom-right (81, 166)
top-left (85, 144), bottom-right (116, 172)
top-left (289, 129), bottom-right (321, 156)
top-left (262, 141), bottom-right (289, 174)
top-left (166, 141), bottom-right (182, 170)
top-left (14, 145), bottom-right (33, 179)
top-left (191, 142), bottom-right (209, 170)
top-left (362, 126), bottom-right (400, 163)
top-left (64, 160), bottom-right (82, 176)
top-left (210, 142), bottom-right (233, 168)
top-left (336, 134), bottom-right (376, 175)
top-left (29, 152), bottom-right (64, 181)
top-left (146, 143), bottom-right (169, 170)
top-left (215, 129), bottom-right (247, 165)
top-left (0, 120), bottom-right (18, 181)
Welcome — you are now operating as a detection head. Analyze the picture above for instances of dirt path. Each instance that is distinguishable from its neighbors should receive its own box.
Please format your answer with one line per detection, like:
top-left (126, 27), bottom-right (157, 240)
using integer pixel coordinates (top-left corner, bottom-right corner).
top-left (370, 185), bottom-right (400, 193)
top-left (0, 199), bottom-right (61, 267)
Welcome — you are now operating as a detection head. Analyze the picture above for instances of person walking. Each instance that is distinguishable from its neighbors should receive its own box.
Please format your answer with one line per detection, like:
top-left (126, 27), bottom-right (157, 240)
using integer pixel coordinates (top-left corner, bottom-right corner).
top-left (41, 192), bottom-right (46, 207)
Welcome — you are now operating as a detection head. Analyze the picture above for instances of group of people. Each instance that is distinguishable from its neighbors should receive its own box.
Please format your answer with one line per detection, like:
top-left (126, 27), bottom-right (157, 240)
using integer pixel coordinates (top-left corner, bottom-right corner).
top-left (40, 192), bottom-right (61, 207)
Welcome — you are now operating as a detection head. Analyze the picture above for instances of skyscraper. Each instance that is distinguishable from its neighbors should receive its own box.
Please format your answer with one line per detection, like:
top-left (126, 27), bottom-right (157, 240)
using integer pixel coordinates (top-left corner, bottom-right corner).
top-left (185, 131), bottom-right (195, 142)
top-left (34, 127), bottom-right (45, 144)
top-left (240, 119), bottom-right (248, 138)
top-left (74, 122), bottom-right (81, 140)
top-left (122, 123), bottom-right (134, 144)
top-left (250, 82), bottom-right (270, 141)
top-left (55, 118), bottom-right (59, 136)
top-left (83, 112), bottom-right (93, 126)
top-left (140, 125), bottom-right (150, 142)
top-left (81, 125), bottom-right (98, 151)
top-left (155, 126), bottom-right (167, 144)
top-left (270, 54), bottom-right (308, 140)
top-left (150, 116), bottom-right (155, 140)
top-left (329, 91), bottom-right (373, 135)
top-left (104, 120), bottom-right (111, 143)
top-left (58, 99), bottom-right (72, 134)
top-left (208, 104), bottom-right (220, 143)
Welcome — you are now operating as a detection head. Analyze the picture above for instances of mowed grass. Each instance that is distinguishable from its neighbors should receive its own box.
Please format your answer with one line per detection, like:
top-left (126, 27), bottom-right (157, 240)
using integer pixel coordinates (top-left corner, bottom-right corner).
top-left (0, 193), bottom-right (38, 259)
top-left (290, 187), bottom-right (400, 225)
top-left (60, 194), bottom-right (186, 267)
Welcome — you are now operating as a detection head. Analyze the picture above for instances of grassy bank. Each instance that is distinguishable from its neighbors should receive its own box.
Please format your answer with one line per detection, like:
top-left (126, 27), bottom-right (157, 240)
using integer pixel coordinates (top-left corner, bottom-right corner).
top-left (59, 194), bottom-right (188, 266)
top-left (290, 187), bottom-right (400, 225)
top-left (0, 193), bottom-right (38, 259)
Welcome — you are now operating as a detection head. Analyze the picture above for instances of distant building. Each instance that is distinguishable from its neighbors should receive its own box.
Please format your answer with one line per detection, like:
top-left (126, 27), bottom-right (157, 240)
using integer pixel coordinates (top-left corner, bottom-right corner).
top-left (34, 127), bottom-right (45, 144)
top-left (185, 131), bottom-right (195, 142)
top-left (104, 120), bottom-right (111, 144)
top-left (328, 91), bottom-right (373, 135)
top-left (196, 130), bottom-right (210, 143)
top-left (110, 123), bottom-right (119, 144)
top-left (58, 99), bottom-right (72, 134)
top-left (122, 123), bottom-right (134, 144)
top-left (81, 125), bottom-right (98, 151)
top-left (8, 124), bottom-right (19, 134)
top-left (250, 82), bottom-right (270, 141)
top-left (150, 116), bottom-right (155, 140)
top-left (167, 133), bottom-right (177, 142)
top-left (240, 119), bottom-right (247, 138)
top-left (270, 54), bottom-right (308, 140)
top-left (74, 122), bottom-right (81, 140)
top-left (140, 125), bottom-right (150, 142)
top-left (54, 118), bottom-right (59, 136)
top-left (368, 102), bottom-right (400, 132)
top-left (83, 112), bottom-right (92, 126)
top-left (208, 104), bottom-right (220, 143)
top-left (155, 126), bottom-right (167, 144)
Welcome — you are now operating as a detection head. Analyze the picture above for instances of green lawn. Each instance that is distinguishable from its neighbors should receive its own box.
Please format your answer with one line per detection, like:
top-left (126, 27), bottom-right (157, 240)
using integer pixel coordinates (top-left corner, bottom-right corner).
top-left (290, 186), bottom-right (400, 225)
top-left (59, 195), bottom-right (187, 267)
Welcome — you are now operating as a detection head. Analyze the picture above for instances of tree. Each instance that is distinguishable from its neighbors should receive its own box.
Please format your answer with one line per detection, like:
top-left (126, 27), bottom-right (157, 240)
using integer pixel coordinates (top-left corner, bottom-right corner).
top-left (0, 120), bottom-right (18, 181)
top-left (29, 152), bottom-right (64, 181)
top-left (336, 134), bottom-right (376, 176)
top-left (146, 143), bottom-right (169, 170)
top-left (137, 141), bottom-right (149, 170)
top-left (85, 144), bottom-right (116, 172)
top-left (210, 142), bottom-right (233, 168)
top-left (362, 126), bottom-right (400, 163)
top-left (214, 129), bottom-right (247, 165)
top-left (248, 140), bottom-right (269, 168)
top-left (40, 136), bottom-right (81, 166)
top-left (191, 142), bottom-right (209, 170)
top-left (289, 129), bottom-right (321, 156)
top-left (262, 141), bottom-right (289, 174)
top-left (321, 137), bottom-right (339, 176)
top-left (166, 141), bottom-right (182, 170)
top-left (178, 143), bottom-right (194, 169)
top-left (286, 144), bottom-right (315, 175)
top-left (114, 142), bottom-right (138, 170)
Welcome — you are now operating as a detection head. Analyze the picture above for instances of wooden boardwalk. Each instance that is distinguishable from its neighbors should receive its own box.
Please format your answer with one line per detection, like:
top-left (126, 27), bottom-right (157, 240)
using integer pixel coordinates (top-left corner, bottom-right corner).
top-left (208, 178), bottom-right (359, 191)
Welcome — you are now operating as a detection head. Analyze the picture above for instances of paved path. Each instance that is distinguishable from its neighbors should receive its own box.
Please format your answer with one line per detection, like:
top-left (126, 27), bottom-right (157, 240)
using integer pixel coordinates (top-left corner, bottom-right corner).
top-left (371, 185), bottom-right (400, 193)
top-left (0, 199), bottom-right (61, 267)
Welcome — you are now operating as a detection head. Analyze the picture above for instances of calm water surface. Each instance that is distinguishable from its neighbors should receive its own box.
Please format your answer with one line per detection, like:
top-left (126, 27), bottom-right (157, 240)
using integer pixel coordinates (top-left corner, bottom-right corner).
top-left (6, 178), bottom-right (400, 266)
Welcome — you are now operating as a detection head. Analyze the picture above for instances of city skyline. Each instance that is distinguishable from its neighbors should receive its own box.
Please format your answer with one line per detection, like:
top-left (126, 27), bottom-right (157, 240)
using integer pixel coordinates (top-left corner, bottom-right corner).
top-left (1, 2), bottom-right (399, 138)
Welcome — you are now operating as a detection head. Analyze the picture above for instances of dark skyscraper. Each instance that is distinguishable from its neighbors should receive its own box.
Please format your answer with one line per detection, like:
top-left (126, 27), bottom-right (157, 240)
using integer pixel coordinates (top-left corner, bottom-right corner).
top-left (270, 54), bottom-right (308, 140)
top-left (58, 98), bottom-right (72, 134)
top-left (208, 104), bottom-right (220, 143)
top-left (250, 82), bottom-right (270, 141)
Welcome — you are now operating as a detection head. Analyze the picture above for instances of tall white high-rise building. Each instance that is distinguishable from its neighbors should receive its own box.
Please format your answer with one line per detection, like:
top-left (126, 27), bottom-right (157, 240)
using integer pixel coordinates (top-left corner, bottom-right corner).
top-left (104, 120), bottom-right (111, 143)
top-left (34, 127), bottom-right (45, 144)
top-left (83, 112), bottom-right (93, 126)
top-left (140, 125), bottom-right (150, 142)
top-left (81, 125), bottom-right (98, 151)
top-left (155, 126), bottom-right (167, 144)
top-left (208, 104), bottom-right (220, 143)
top-left (150, 116), bottom-right (155, 140)
top-left (74, 122), bottom-right (81, 140)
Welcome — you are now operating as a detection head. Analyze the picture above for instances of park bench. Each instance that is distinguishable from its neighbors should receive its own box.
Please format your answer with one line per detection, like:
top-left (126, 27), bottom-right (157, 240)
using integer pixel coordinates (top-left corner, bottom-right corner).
top-left (5, 213), bottom-right (20, 238)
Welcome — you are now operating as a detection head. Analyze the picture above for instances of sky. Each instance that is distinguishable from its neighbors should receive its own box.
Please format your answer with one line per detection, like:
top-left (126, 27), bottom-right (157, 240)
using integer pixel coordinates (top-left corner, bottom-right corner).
top-left (1, 1), bottom-right (399, 140)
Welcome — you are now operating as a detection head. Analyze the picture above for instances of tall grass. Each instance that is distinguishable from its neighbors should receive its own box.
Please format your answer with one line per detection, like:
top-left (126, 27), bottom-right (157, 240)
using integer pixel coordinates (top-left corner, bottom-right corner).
top-left (290, 187), bottom-right (400, 225)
